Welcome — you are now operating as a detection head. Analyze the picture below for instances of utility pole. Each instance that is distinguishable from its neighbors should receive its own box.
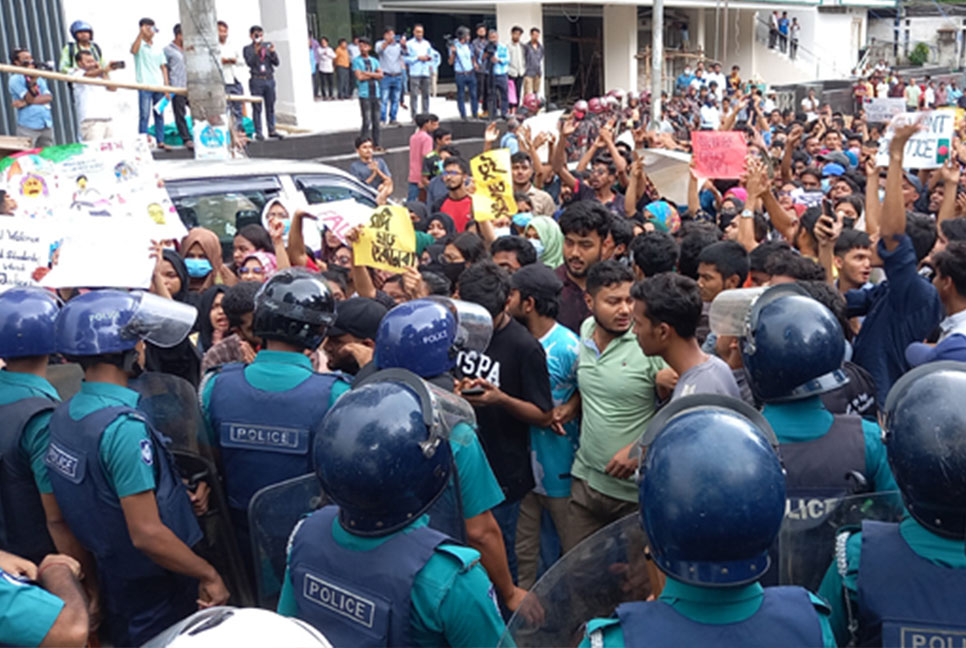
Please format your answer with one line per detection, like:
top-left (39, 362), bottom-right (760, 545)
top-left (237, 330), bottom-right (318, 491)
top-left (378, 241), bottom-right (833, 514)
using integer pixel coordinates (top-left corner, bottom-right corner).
top-left (179, 0), bottom-right (229, 158)
top-left (651, 0), bottom-right (664, 127)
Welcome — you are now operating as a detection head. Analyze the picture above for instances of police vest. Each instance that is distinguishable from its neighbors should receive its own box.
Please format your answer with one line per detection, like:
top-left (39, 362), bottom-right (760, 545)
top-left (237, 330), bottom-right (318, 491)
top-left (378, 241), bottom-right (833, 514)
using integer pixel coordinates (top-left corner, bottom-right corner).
top-left (46, 403), bottom-right (202, 645)
top-left (617, 586), bottom-right (827, 647)
top-left (207, 363), bottom-right (338, 511)
top-left (0, 397), bottom-right (56, 563)
top-left (289, 506), bottom-right (453, 647)
top-left (856, 520), bottom-right (966, 647)
top-left (781, 413), bottom-right (866, 514)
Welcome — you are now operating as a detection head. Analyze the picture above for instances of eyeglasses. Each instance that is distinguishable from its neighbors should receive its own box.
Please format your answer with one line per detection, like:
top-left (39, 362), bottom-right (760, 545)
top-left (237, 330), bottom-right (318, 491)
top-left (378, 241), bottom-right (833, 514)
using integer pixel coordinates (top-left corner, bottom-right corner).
top-left (239, 266), bottom-right (265, 276)
top-left (334, 255), bottom-right (352, 265)
top-left (442, 170), bottom-right (462, 177)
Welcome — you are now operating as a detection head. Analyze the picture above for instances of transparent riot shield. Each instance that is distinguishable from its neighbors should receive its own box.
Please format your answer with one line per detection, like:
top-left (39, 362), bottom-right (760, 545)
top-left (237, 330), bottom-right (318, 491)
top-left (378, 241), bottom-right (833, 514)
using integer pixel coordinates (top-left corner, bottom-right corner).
top-left (47, 362), bottom-right (84, 401)
top-left (248, 473), bottom-right (327, 609)
top-left (129, 372), bottom-right (254, 607)
top-left (501, 513), bottom-right (657, 648)
top-left (778, 491), bottom-right (904, 592)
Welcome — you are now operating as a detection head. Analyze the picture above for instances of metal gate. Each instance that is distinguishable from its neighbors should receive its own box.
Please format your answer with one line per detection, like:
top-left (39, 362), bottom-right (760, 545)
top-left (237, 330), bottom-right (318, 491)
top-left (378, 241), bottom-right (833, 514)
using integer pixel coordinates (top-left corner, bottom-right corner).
top-left (0, 0), bottom-right (77, 144)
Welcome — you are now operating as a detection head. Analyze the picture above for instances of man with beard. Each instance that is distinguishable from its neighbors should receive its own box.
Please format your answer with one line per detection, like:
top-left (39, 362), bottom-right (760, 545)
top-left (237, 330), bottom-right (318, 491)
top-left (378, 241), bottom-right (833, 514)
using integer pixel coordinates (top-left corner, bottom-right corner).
top-left (436, 157), bottom-right (474, 232)
top-left (554, 202), bottom-right (611, 333)
top-left (321, 297), bottom-right (388, 375)
top-left (564, 261), bottom-right (670, 550)
top-left (553, 120), bottom-right (625, 216)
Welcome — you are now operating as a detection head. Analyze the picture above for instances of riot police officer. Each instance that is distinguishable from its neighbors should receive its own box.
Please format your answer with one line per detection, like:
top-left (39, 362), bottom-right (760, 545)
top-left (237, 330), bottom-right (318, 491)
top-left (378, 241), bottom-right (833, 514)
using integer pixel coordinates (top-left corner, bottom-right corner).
top-left (0, 288), bottom-right (85, 566)
top-left (373, 298), bottom-right (532, 612)
top-left (278, 377), bottom-right (506, 646)
top-left (743, 285), bottom-right (897, 502)
top-left (201, 269), bottom-right (349, 547)
top-left (818, 362), bottom-right (966, 646)
top-left (46, 290), bottom-right (229, 646)
top-left (581, 396), bottom-right (835, 647)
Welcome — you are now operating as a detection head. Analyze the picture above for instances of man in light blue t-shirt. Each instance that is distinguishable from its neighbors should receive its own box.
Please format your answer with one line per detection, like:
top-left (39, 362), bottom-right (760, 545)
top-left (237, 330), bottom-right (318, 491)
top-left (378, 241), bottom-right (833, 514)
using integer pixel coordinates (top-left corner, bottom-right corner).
top-left (8, 49), bottom-right (53, 147)
top-left (508, 263), bottom-right (581, 589)
top-left (129, 17), bottom-right (170, 149)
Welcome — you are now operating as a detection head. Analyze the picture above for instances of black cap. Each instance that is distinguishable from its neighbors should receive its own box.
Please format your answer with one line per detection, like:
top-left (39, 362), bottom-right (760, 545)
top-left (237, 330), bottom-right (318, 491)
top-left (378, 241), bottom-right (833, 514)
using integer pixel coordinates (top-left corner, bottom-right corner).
top-left (327, 297), bottom-right (388, 341)
top-left (511, 263), bottom-right (563, 299)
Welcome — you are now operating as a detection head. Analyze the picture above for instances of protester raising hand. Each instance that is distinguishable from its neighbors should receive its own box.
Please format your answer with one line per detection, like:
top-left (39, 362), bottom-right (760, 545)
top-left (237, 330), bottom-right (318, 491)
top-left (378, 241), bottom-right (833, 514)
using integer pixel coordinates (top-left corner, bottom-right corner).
top-left (267, 215), bottom-right (292, 271)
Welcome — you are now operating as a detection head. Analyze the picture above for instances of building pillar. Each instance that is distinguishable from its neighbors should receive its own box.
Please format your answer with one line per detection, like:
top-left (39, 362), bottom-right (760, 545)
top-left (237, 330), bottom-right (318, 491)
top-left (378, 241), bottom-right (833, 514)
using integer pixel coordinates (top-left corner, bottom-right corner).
top-left (496, 2), bottom-right (544, 94)
top-left (695, 8), bottom-right (706, 54)
top-left (260, 0), bottom-right (314, 125)
top-left (603, 4), bottom-right (639, 93)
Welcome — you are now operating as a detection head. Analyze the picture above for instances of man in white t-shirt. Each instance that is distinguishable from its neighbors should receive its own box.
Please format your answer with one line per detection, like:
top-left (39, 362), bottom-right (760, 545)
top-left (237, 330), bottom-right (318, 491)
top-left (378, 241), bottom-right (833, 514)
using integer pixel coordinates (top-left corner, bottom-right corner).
top-left (706, 62), bottom-right (726, 101)
top-left (71, 49), bottom-right (117, 141)
top-left (801, 87), bottom-right (819, 122)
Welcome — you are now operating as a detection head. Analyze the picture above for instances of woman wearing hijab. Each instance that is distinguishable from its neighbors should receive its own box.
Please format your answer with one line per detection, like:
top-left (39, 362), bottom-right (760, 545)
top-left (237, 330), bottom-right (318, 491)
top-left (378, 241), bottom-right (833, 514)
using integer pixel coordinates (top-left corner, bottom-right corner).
top-left (526, 216), bottom-right (564, 268)
top-left (181, 227), bottom-right (236, 292)
top-left (194, 285), bottom-right (229, 353)
top-left (147, 248), bottom-right (203, 386)
top-left (239, 251), bottom-right (279, 283)
top-left (426, 212), bottom-right (456, 240)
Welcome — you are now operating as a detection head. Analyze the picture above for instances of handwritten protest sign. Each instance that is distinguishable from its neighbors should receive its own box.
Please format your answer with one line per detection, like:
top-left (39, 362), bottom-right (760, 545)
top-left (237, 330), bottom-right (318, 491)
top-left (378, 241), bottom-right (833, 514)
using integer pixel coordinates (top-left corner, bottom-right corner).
top-left (875, 111), bottom-right (954, 169)
top-left (690, 131), bottom-right (748, 179)
top-left (306, 199), bottom-right (376, 244)
top-left (0, 218), bottom-right (51, 291)
top-left (0, 137), bottom-right (187, 240)
top-left (352, 205), bottom-right (417, 274)
top-left (39, 219), bottom-right (154, 290)
top-left (864, 98), bottom-right (905, 124)
top-left (471, 149), bottom-right (517, 222)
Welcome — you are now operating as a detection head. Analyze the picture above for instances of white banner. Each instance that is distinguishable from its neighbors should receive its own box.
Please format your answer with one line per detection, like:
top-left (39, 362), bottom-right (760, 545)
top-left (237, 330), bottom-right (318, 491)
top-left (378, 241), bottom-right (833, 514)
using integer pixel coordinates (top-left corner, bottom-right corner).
top-left (875, 111), bottom-right (955, 170)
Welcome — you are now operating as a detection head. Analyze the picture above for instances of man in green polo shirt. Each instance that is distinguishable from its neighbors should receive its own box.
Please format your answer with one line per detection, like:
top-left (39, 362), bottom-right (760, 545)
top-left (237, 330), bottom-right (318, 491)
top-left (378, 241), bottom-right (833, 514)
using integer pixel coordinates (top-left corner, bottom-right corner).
top-left (564, 260), bottom-right (670, 551)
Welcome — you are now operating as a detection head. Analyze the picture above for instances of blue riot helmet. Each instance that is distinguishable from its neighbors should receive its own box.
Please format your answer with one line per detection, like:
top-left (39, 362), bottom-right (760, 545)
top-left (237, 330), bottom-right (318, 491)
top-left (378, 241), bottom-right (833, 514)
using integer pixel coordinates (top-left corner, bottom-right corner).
top-left (313, 371), bottom-right (453, 536)
top-left (253, 268), bottom-right (336, 351)
top-left (70, 20), bottom-right (93, 39)
top-left (55, 290), bottom-right (197, 357)
top-left (741, 283), bottom-right (848, 402)
top-left (374, 297), bottom-right (493, 377)
top-left (639, 394), bottom-right (785, 586)
top-left (0, 288), bottom-right (60, 358)
top-left (882, 361), bottom-right (966, 539)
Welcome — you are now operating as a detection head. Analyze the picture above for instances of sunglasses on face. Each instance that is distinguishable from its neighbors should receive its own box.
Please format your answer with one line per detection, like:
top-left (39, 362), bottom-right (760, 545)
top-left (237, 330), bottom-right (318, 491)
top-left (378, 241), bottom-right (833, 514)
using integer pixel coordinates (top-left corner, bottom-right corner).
top-left (239, 266), bottom-right (265, 276)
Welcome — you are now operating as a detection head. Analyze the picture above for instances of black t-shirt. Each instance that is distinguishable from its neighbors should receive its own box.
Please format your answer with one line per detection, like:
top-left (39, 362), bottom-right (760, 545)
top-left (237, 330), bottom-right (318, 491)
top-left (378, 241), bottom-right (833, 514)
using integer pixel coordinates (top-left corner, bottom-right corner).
top-left (820, 361), bottom-right (879, 421)
top-left (455, 318), bottom-right (553, 503)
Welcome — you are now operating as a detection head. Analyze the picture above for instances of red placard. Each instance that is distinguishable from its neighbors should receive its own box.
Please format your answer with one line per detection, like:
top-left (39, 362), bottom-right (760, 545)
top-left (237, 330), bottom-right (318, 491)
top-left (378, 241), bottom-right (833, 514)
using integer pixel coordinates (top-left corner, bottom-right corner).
top-left (690, 131), bottom-right (748, 179)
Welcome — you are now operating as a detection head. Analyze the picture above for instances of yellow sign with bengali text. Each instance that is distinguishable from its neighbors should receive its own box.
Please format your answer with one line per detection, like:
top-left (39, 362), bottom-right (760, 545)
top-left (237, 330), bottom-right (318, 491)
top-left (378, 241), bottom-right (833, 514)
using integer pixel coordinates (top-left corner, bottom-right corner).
top-left (352, 204), bottom-right (417, 274)
top-left (471, 149), bottom-right (517, 223)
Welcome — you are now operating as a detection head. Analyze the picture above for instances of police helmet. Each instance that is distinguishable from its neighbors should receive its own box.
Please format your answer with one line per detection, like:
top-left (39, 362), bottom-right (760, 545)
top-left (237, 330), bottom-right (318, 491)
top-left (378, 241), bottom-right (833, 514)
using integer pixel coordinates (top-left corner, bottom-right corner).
top-left (742, 284), bottom-right (848, 402)
top-left (640, 395), bottom-right (785, 587)
top-left (882, 362), bottom-right (966, 539)
top-left (588, 97), bottom-right (605, 114)
top-left (69, 20), bottom-right (93, 38)
top-left (55, 290), bottom-right (196, 357)
top-left (374, 297), bottom-right (492, 378)
top-left (573, 100), bottom-right (589, 116)
top-left (313, 373), bottom-right (453, 536)
top-left (143, 606), bottom-right (333, 648)
top-left (0, 288), bottom-right (60, 358)
top-left (253, 268), bottom-right (335, 351)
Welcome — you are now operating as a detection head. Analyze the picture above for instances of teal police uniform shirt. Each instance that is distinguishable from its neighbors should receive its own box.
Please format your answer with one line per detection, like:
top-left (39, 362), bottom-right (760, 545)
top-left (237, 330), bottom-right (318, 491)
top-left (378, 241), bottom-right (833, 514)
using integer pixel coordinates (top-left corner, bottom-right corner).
top-left (762, 397), bottom-right (898, 493)
top-left (67, 381), bottom-right (158, 497)
top-left (200, 350), bottom-right (352, 442)
top-left (0, 568), bottom-right (64, 646)
top-left (277, 514), bottom-right (506, 646)
top-left (0, 371), bottom-right (60, 494)
top-left (818, 516), bottom-right (966, 646)
top-left (580, 578), bottom-right (836, 647)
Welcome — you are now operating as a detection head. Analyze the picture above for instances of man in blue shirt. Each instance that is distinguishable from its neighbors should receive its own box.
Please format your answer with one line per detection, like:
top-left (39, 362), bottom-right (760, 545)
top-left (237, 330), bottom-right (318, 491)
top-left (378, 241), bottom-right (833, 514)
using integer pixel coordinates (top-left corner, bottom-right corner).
top-left (846, 120), bottom-right (942, 403)
top-left (449, 26), bottom-right (478, 119)
top-left (405, 24), bottom-right (434, 116)
top-left (484, 29), bottom-right (510, 120)
top-left (375, 27), bottom-right (405, 126)
top-left (352, 37), bottom-right (383, 150)
top-left (8, 49), bottom-right (54, 147)
top-left (778, 12), bottom-right (790, 53)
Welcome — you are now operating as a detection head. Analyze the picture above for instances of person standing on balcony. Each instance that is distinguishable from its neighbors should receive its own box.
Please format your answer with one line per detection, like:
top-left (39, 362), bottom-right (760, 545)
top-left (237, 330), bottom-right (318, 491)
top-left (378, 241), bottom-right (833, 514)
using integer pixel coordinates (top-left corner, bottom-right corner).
top-left (778, 12), bottom-right (790, 54)
top-left (768, 11), bottom-right (779, 50)
top-left (789, 18), bottom-right (800, 60)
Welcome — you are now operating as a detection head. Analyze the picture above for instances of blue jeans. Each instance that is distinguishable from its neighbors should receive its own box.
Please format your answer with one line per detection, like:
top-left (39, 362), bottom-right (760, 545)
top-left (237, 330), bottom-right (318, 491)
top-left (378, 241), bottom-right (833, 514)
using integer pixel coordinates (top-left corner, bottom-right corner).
top-left (138, 90), bottom-right (165, 144)
top-left (380, 74), bottom-right (403, 122)
top-left (491, 498), bottom-right (522, 583)
top-left (455, 72), bottom-right (478, 118)
top-left (407, 182), bottom-right (420, 201)
top-left (488, 74), bottom-right (509, 119)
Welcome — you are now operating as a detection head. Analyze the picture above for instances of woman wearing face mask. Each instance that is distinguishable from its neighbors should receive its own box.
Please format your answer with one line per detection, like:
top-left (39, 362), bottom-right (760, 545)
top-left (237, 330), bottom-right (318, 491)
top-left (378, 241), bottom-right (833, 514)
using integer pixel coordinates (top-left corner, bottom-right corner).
top-left (436, 232), bottom-right (488, 285)
top-left (232, 224), bottom-right (274, 274)
top-left (525, 215), bottom-right (564, 268)
top-left (181, 227), bottom-right (235, 292)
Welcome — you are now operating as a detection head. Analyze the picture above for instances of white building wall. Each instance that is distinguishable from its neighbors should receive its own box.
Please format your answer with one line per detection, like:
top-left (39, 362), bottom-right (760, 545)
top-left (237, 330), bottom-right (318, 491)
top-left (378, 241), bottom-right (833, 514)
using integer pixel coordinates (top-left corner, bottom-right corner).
top-left (868, 15), bottom-right (963, 64)
top-left (603, 4), bottom-right (638, 94)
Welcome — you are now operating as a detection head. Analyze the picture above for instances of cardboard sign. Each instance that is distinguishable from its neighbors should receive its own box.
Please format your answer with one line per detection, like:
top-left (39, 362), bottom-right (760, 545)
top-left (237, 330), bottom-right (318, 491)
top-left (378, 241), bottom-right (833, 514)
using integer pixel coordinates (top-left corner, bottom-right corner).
top-left (875, 111), bottom-right (954, 169)
top-left (0, 217), bottom-right (51, 291)
top-left (690, 131), bottom-right (748, 179)
top-left (306, 199), bottom-right (376, 244)
top-left (470, 149), bottom-right (517, 223)
top-left (521, 109), bottom-right (565, 163)
top-left (864, 98), bottom-right (905, 124)
top-left (352, 205), bottom-right (417, 274)
top-left (39, 219), bottom-right (154, 290)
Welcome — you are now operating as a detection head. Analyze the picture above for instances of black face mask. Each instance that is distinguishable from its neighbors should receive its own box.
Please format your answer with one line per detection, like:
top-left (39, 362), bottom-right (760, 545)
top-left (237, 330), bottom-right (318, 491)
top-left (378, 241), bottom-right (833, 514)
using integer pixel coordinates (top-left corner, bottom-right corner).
top-left (440, 261), bottom-right (466, 285)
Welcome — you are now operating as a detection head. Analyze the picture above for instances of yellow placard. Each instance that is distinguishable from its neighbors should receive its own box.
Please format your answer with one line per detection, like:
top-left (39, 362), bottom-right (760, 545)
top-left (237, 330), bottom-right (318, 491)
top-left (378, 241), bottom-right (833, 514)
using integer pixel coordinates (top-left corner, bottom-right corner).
top-left (352, 205), bottom-right (417, 274)
top-left (470, 149), bottom-right (517, 223)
